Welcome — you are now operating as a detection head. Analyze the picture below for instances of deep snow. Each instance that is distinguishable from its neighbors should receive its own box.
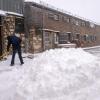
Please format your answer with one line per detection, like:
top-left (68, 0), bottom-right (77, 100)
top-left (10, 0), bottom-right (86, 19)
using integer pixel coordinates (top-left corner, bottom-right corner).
top-left (0, 48), bottom-right (100, 100)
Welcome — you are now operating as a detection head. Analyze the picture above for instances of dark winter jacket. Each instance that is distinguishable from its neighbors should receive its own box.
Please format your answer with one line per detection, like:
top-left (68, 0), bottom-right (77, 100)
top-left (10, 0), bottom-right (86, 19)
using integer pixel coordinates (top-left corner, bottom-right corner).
top-left (7, 35), bottom-right (21, 51)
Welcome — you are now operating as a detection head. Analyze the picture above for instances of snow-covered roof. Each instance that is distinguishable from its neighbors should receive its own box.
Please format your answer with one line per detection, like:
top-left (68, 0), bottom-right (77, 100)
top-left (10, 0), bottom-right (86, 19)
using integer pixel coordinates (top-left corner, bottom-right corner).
top-left (6, 11), bottom-right (23, 17)
top-left (0, 10), bottom-right (23, 17)
top-left (0, 10), bottom-right (6, 16)
top-left (42, 28), bottom-right (60, 33)
top-left (25, 1), bottom-right (100, 25)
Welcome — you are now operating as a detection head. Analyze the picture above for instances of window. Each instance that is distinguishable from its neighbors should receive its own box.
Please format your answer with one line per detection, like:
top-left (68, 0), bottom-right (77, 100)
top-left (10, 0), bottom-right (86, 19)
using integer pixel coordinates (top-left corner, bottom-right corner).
top-left (76, 34), bottom-right (80, 39)
top-left (58, 32), bottom-right (72, 44)
top-left (48, 13), bottom-right (59, 21)
top-left (93, 35), bottom-right (96, 41)
top-left (62, 16), bottom-right (70, 23)
top-left (48, 13), bottom-right (54, 19)
top-left (81, 21), bottom-right (86, 26)
top-left (84, 34), bottom-right (88, 41)
top-left (54, 33), bottom-right (59, 44)
top-left (54, 14), bottom-right (59, 21)
top-left (71, 18), bottom-right (80, 26)
top-left (75, 20), bottom-right (79, 26)
top-left (62, 16), bottom-right (67, 21)
top-left (67, 32), bottom-right (73, 42)
top-left (90, 23), bottom-right (95, 28)
top-left (80, 35), bottom-right (84, 41)
top-left (83, 34), bottom-right (95, 42)
top-left (58, 33), bottom-right (68, 44)
top-left (85, 22), bottom-right (90, 27)
top-left (66, 18), bottom-right (70, 23)
top-left (83, 34), bottom-right (97, 42)
top-left (71, 18), bottom-right (75, 24)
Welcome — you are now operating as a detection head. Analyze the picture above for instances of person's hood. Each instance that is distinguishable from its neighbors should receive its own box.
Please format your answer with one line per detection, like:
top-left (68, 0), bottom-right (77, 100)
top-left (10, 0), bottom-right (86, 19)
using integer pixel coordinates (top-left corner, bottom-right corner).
top-left (15, 33), bottom-right (20, 37)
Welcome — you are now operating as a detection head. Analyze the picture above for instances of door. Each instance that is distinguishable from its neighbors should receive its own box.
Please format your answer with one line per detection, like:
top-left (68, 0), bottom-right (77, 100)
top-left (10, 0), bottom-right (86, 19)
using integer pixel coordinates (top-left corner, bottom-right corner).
top-left (43, 31), bottom-right (52, 50)
top-left (15, 17), bottom-right (24, 33)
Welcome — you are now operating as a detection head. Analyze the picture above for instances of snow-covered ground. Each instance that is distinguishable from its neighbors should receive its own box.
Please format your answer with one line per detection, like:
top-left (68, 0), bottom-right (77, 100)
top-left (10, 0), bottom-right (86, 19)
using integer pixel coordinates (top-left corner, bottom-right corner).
top-left (0, 48), bottom-right (100, 100)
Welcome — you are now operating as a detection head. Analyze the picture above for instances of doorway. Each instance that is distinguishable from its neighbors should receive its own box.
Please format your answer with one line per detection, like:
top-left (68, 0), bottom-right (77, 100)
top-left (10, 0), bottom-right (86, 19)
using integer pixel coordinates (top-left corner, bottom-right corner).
top-left (15, 17), bottom-right (24, 33)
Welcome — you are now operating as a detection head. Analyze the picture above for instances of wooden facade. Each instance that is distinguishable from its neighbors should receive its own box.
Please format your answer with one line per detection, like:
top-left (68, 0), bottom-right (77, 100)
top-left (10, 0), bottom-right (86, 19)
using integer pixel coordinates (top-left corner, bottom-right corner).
top-left (24, 2), bottom-right (100, 53)
top-left (0, 0), bottom-right (24, 14)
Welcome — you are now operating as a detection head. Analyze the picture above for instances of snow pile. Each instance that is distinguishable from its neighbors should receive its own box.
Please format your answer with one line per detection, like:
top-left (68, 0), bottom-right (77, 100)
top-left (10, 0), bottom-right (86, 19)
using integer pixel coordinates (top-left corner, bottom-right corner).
top-left (15, 48), bottom-right (100, 100)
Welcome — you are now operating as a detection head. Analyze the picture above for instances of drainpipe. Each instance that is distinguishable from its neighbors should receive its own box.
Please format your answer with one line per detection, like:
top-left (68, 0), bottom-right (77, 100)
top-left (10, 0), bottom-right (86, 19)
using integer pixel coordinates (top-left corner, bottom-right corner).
top-left (41, 5), bottom-right (45, 51)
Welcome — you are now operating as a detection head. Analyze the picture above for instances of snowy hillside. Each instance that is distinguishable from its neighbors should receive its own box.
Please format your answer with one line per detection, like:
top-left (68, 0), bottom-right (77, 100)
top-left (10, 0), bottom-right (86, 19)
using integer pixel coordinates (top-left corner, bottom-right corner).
top-left (0, 48), bottom-right (100, 100)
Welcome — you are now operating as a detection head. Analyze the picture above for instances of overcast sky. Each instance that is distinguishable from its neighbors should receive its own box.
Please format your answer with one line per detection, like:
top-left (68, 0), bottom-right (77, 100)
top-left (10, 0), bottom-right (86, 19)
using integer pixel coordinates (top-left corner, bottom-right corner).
top-left (25, 0), bottom-right (100, 24)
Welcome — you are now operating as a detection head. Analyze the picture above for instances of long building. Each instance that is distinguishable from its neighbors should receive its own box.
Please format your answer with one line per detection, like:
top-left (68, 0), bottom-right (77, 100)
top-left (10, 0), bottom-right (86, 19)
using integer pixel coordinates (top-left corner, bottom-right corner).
top-left (24, 1), bottom-right (100, 53)
top-left (0, 1), bottom-right (100, 59)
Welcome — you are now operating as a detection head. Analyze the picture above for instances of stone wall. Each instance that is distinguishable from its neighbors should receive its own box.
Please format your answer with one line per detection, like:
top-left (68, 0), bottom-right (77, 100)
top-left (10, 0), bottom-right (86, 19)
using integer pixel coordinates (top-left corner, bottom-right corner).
top-left (28, 28), bottom-right (43, 53)
top-left (0, 15), bottom-right (25, 59)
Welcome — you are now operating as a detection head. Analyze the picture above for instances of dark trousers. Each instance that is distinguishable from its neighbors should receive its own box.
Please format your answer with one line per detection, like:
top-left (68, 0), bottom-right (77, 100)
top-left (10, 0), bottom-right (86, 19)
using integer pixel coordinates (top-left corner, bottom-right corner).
top-left (11, 49), bottom-right (23, 65)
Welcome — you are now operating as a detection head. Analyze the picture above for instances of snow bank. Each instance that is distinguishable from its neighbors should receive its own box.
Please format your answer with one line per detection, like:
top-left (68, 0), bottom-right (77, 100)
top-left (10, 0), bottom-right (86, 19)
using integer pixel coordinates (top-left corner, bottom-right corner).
top-left (15, 48), bottom-right (100, 100)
